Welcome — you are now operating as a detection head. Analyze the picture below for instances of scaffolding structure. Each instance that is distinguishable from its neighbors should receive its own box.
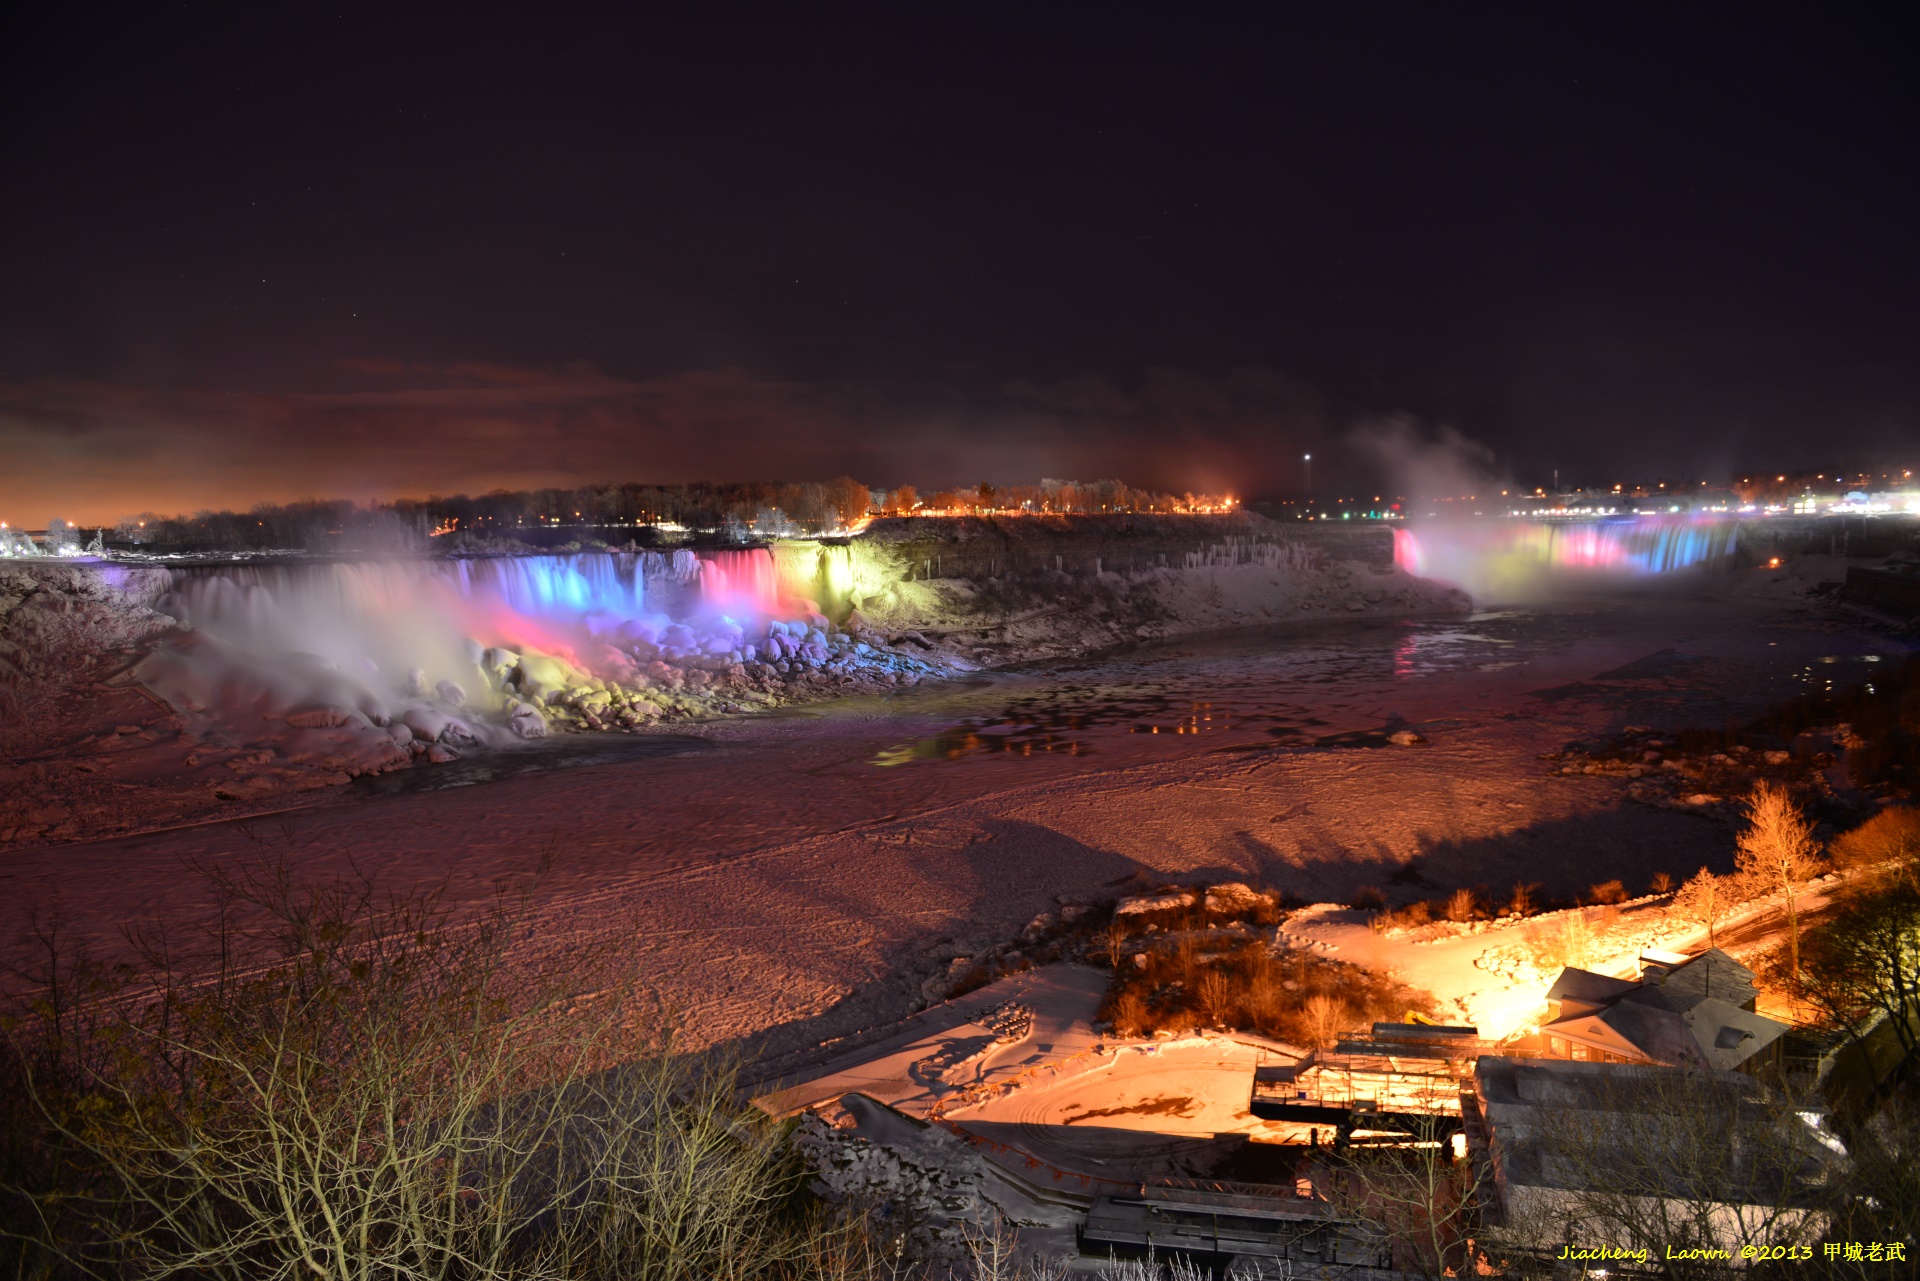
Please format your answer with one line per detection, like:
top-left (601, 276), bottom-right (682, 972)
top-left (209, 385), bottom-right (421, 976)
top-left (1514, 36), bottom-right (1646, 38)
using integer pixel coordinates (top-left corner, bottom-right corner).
top-left (1250, 1024), bottom-right (1488, 1148)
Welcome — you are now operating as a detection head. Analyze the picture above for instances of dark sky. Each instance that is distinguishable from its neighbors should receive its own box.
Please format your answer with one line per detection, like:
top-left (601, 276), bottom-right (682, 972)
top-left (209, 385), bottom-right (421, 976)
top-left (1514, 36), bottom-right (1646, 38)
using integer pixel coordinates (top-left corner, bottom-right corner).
top-left (3, 5), bottom-right (1916, 522)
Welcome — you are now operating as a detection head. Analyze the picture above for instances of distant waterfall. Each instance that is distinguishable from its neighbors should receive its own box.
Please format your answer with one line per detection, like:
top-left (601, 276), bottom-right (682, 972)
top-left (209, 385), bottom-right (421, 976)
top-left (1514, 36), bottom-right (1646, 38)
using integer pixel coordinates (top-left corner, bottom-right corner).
top-left (1394, 518), bottom-right (1740, 600)
top-left (160, 550), bottom-right (812, 665)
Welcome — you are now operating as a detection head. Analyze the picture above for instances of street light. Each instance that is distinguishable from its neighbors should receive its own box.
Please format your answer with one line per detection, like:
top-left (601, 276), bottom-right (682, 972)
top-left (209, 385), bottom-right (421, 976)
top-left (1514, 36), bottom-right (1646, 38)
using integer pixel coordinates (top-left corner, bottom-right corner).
top-left (1303, 453), bottom-right (1313, 496)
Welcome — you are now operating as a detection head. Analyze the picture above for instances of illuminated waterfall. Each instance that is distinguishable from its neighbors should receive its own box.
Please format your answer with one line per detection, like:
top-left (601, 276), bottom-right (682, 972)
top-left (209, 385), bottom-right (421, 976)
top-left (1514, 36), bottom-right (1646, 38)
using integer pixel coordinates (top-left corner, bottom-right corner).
top-left (453, 554), bottom-right (647, 618)
top-left (1394, 518), bottom-right (1740, 600)
top-left (139, 548), bottom-right (826, 744)
top-left (163, 555), bottom-right (654, 674)
top-left (763, 541), bottom-right (858, 621)
top-left (697, 547), bottom-right (784, 618)
top-left (814, 543), bottom-right (855, 618)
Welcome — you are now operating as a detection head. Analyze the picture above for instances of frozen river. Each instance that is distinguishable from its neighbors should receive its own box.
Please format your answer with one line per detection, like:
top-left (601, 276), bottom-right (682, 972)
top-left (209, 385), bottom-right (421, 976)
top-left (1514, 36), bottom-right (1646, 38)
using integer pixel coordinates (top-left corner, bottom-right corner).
top-left (360, 592), bottom-right (1879, 797)
top-left (3, 589), bottom-right (1897, 1059)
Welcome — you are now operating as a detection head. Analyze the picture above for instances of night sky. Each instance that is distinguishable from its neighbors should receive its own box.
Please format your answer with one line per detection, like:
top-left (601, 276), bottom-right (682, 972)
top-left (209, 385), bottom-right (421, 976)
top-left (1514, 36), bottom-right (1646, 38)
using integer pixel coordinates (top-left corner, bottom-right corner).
top-left (3, 6), bottom-right (1916, 524)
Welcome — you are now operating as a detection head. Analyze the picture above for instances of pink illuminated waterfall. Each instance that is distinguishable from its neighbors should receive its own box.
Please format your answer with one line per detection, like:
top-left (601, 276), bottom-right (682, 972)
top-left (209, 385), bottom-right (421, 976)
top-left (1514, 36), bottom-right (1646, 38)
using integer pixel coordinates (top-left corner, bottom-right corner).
top-left (697, 548), bottom-right (782, 617)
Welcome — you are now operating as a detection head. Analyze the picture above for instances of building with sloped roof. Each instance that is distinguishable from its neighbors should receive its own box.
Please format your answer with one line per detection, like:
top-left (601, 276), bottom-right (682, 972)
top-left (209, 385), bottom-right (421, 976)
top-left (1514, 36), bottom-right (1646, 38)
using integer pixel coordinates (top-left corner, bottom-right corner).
top-left (1468, 1057), bottom-right (1839, 1258)
top-left (1538, 948), bottom-right (1790, 1072)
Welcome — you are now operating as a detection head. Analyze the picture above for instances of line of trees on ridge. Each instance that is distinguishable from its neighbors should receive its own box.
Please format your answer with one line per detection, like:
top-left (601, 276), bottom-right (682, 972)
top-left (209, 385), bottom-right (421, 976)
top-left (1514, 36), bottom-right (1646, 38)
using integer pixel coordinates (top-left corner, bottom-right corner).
top-left (108, 478), bottom-right (1239, 552)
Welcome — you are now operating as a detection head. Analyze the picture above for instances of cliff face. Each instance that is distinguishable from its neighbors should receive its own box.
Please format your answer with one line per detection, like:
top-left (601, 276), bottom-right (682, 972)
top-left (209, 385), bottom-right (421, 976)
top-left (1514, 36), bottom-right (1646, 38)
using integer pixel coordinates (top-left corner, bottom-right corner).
top-left (851, 512), bottom-right (1393, 580)
top-left (1, 564), bottom-right (173, 744)
top-left (1, 564), bottom-right (182, 845)
top-left (813, 514), bottom-right (1460, 668)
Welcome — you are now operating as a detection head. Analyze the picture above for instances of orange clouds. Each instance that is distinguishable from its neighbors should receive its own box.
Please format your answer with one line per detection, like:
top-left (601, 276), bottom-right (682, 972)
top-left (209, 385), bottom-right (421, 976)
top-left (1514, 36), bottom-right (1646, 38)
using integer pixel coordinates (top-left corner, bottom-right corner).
top-left (0, 362), bottom-right (1328, 526)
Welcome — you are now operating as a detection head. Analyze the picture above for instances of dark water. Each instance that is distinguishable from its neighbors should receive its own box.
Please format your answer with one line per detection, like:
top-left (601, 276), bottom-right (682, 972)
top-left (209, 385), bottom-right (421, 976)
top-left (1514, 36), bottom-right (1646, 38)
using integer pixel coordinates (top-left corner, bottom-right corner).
top-left (353, 732), bottom-right (714, 796)
top-left (858, 601), bottom-right (1903, 768)
top-left (866, 609), bottom-right (1606, 765)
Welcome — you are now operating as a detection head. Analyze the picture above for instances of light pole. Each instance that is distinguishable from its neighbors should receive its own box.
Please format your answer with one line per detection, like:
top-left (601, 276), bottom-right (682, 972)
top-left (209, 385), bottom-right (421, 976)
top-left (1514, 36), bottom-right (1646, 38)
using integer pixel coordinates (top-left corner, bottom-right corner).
top-left (1303, 453), bottom-right (1313, 505)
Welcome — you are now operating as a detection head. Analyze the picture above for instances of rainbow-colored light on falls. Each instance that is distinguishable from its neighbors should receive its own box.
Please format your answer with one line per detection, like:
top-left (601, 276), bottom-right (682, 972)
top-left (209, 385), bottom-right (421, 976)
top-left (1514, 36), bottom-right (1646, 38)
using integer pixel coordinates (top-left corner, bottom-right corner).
top-left (1393, 516), bottom-right (1740, 601)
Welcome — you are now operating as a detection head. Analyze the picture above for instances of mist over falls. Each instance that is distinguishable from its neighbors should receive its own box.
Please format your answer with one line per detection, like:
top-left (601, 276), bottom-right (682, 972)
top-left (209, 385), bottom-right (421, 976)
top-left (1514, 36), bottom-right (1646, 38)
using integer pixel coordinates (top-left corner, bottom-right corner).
top-left (132, 545), bottom-right (877, 770)
top-left (1392, 517), bottom-right (1743, 602)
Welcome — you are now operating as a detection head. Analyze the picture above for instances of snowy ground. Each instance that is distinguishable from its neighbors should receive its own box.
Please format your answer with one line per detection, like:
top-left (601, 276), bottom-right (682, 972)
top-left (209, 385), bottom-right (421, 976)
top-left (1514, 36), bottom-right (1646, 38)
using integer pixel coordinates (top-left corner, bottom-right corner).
top-left (1278, 874), bottom-right (1848, 1040)
top-left (766, 963), bottom-right (1310, 1251)
top-left (1, 550), bottom-right (1904, 1073)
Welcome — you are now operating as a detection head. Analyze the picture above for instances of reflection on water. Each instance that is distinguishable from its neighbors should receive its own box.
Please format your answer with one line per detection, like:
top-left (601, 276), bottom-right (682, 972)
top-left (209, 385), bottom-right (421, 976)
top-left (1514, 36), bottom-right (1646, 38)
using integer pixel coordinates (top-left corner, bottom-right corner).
top-left (1801, 653), bottom-right (1884, 696)
top-left (872, 730), bottom-right (1087, 766)
top-left (871, 611), bottom-right (1547, 767)
top-left (1392, 611), bottom-right (1521, 681)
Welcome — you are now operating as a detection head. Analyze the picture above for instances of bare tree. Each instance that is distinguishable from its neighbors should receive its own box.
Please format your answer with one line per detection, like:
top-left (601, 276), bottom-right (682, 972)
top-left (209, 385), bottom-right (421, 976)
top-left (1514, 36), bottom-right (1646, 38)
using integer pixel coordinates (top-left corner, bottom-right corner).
top-left (1320, 1132), bottom-right (1475, 1277)
top-left (1107, 991), bottom-right (1148, 1037)
top-left (1301, 994), bottom-right (1348, 1048)
top-left (1831, 805), bottom-right (1920, 880)
top-left (0, 858), bottom-right (809, 1281)
top-left (1795, 877), bottom-right (1920, 1080)
top-left (1671, 866), bottom-right (1726, 947)
top-left (1487, 1065), bottom-right (1834, 1275)
top-left (824, 476), bottom-right (875, 530)
top-left (1523, 912), bottom-right (1594, 973)
top-left (958, 1211), bottom-right (1072, 1281)
top-left (1197, 970), bottom-right (1233, 1028)
top-left (1104, 913), bottom-right (1130, 969)
top-left (1818, 1089), bottom-right (1920, 1273)
top-left (1588, 879), bottom-right (1627, 906)
top-left (1245, 955), bottom-right (1281, 1027)
top-left (1176, 929), bottom-right (1200, 984)
top-left (1736, 782), bottom-right (1823, 983)
top-left (1090, 1251), bottom-right (1211, 1280)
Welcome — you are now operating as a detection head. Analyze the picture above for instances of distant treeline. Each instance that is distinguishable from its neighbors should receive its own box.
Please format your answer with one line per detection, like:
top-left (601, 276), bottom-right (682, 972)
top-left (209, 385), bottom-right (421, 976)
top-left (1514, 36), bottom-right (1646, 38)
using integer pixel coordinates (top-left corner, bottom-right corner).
top-left (881, 478), bottom-right (1234, 519)
top-left (111, 477), bottom-right (1235, 551)
top-left (113, 501), bottom-right (431, 553)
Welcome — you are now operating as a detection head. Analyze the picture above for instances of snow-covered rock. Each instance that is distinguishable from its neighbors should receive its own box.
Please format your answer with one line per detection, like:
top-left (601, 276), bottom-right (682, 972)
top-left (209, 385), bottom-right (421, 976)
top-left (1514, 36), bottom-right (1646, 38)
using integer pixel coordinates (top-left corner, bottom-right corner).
top-left (400, 707), bottom-right (455, 742)
top-left (1116, 890), bottom-right (1197, 915)
top-left (1203, 882), bottom-right (1268, 914)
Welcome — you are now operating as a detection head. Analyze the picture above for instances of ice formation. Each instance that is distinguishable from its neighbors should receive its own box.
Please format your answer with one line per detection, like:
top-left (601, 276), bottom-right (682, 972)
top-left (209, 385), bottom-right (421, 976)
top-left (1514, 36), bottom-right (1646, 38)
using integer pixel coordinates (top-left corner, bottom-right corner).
top-left (0, 523), bottom-right (107, 559)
